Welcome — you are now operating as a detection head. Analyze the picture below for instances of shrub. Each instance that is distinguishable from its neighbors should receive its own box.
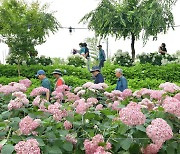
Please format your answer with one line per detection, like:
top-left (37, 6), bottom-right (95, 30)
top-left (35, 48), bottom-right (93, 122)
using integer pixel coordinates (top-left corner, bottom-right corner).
top-left (6, 55), bottom-right (52, 66)
top-left (0, 64), bottom-right (91, 80)
top-left (102, 63), bottom-right (180, 85)
top-left (112, 49), bottom-right (133, 66)
top-left (137, 52), bottom-right (177, 65)
top-left (67, 54), bottom-right (87, 68)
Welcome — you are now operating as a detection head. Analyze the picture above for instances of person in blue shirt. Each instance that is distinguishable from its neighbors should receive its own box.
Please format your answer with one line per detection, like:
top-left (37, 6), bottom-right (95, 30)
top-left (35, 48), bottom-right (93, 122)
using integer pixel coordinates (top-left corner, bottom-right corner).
top-left (115, 68), bottom-right (128, 92)
top-left (90, 66), bottom-right (104, 84)
top-left (97, 45), bottom-right (106, 69)
top-left (35, 70), bottom-right (51, 100)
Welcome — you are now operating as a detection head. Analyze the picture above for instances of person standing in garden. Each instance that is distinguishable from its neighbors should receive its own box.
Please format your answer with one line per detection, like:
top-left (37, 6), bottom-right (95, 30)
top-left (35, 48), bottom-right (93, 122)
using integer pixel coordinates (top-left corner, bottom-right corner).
top-left (73, 43), bottom-right (85, 56)
top-left (159, 43), bottom-right (167, 55)
top-left (35, 70), bottom-right (51, 100)
top-left (84, 43), bottom-right (90, 71)
top-left (115, 68), bottom-right (128, 92)
top-left (90, 66), bottom-right (104, 84)
top-left (97, 45), bottom-right (106, 69)
top-left (52, 69), bottom-right (65, 89)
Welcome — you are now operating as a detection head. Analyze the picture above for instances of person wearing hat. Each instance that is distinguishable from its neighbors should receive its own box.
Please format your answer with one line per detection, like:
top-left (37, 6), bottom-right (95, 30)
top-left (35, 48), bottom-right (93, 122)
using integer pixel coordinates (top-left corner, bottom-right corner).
top-left (35, 70), bottom-right (51, 100)
top-left (52, 69), bottom-right (65, 89)
top-left (90, 66), bottom-right (104, 84)
top-left (115, 68), bottom-right (128, 92)
top-left (97, 45), bottom-right (106, 69)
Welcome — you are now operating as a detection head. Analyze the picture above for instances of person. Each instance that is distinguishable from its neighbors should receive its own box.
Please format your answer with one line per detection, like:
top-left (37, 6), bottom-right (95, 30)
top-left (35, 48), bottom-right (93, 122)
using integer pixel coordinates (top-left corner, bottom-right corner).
top-left (159, 43), bottom-right (167, 55)
top-left (97, 45), bottom-right (106, 69)
top-left (73, 43), bottom-right (85, 56)
top-left (52, 69), bottom-right (65, 89)
top-left (84, 43), bottom-right (90, 71)
top-left (90, 66), bottom-right (104, 84)
top-left (35, 70), bottom-right (51, 100)
top-left (115, 68), bottom-right (128, 92)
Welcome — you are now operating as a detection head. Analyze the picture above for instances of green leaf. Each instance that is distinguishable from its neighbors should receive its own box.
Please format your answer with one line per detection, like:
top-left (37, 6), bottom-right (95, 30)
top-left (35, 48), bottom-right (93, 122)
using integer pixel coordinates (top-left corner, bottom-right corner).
top-left (119, 123), bottom-right (129, 134)
top-left (47, 145), bottom-right (62, 154)
top-left (0, 139), bottom-right (7, 145)
top-left (120, 138), bottom-right (133, 150)
top-left (1, 144), bottom-right (14, 154)
top-left (63, 142), bottom-right (73, 152)
top-left (136, 125), bottom-right (146, 132)
top-left (166, 145), bottom-right (175, 154)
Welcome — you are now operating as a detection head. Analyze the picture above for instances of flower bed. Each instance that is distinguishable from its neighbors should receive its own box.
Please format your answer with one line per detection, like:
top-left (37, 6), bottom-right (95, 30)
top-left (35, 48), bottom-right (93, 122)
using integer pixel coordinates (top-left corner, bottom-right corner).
top-left (0, 79), bottom-right (180, 154)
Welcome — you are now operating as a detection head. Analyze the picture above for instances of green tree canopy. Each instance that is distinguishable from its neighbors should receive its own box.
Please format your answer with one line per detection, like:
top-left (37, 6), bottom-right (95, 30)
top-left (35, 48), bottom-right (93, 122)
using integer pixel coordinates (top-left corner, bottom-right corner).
top-left (80, 0), bottom-right (177, 61)
top-left (0, 0), bottom-right (60, 59)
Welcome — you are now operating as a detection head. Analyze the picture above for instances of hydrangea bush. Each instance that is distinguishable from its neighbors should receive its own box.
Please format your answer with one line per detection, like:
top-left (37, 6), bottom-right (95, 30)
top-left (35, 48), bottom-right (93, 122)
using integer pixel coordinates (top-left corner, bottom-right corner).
top-left (112, 50), bottom-right (133, 66)
top-left (0, 79), bottom-right (180, 154)
top-left (137, 52), bottom-right (178, 66)
top-left (67, 54), bottom-right (87, 68)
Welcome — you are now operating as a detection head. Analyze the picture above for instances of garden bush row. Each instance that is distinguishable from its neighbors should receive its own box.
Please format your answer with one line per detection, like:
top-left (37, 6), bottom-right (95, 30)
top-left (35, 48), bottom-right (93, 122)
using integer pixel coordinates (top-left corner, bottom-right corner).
top-left (0, 63), bottom-right (179, 86)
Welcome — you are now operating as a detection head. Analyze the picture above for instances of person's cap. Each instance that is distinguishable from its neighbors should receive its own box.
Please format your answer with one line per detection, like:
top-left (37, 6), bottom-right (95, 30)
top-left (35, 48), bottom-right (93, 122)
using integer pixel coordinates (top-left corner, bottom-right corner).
top-left (35, 70), bottom-right (45, 77)
top-left (90, 66), bottom-right (100, 73)
top-left (97, 45), bottom-right (102, 47)
top-left (115, 68), bottom-right (123, 74)
top-left (52, 69), bottom-right (62, 76)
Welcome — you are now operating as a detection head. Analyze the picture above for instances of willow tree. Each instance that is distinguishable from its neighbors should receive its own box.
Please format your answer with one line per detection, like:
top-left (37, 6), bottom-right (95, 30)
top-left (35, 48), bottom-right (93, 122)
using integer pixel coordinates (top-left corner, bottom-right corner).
top-left (80, 0), bottom-right (177, 61)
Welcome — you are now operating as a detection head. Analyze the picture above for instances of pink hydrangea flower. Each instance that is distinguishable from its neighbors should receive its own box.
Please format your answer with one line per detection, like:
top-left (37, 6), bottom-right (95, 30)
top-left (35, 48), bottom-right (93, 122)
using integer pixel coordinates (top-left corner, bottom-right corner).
top-left (89, 84), bottom-right (103, 90)
top-left (19, 79), bottom-right (32, 88)
top-left (159, 82), bottom-right (180, 93)
top-left (121, 89), bottom-right (132, 98)
top-left (15, 138), bottom-right (40, 154)
top-left (119, 102), bottom-right (146, 126)
top-left (55, 85), bottom-right (70, 93)
top-left (32, 96), bottom-right (41, 106)
top-left (0, 144), bottom-right (3, 151)
top-left (174, 93), bottom-right (180, 101)
top-left (84, 134), bottom-right (111, 154)
top-left (8, 92), bottom-right (29, 111)
top-left (19, 116), bottom-right (41, 135)
top-left (142, 143), bottom-right (162, 154)
top-left (66, 134), bottom-right (77, 145)
top-left (30, 87), bottom-right (49, 97)
top-left (111, 90), bottom-right (122, 97)
top-left (64, 120), bottom-right (73, 130)
top-left (112, 101), bottom-right (121, 111)
top-left (77, 90), bottom-right (86, 96)
top-left (95, 104), bottom-right (103, 111)
top-left (82, 82), bottom-right (94, 88)
top-left (98, 83), bottom-right (109, 89)
top-left (74, 87), bottom-right (83, 93)
top-left (87, 97), bottom-right (98, 105)
top-left (65, 92), bottom-right (80, 102)
top-left (162, 97), bottom-right (180, 117)
top-left (146, 118), bottom-right (173, 145)
top-left (150, 90), bottom-right (165, 100)
top-left (139, 98), bottom-right (155, 110)
top-left (76, 100), bottom-right (88, 115)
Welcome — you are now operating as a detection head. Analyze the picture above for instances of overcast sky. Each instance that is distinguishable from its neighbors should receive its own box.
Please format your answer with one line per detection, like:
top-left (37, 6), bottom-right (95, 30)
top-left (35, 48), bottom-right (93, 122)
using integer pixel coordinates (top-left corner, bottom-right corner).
top-left (0, 0), bottom-right (180, 63)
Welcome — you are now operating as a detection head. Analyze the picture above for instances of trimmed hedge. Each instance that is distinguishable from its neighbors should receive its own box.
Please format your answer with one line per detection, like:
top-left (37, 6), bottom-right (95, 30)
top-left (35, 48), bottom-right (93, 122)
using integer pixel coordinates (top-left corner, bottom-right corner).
top-left (0, 64), bottom-right (91, 80)
top-left (102, 63), bottom-right (180, 85)
top-left (0, 63), bottom-right (180, 88)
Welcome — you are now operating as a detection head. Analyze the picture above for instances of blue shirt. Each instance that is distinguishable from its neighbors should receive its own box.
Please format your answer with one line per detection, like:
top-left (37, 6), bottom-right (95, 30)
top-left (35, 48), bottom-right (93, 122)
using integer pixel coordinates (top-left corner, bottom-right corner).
top-left (115, 76), bottom-right (128, 92)
top-left (41, 78), bottom-right (51, 92)
top-left (94, 73), bottom-right (104, 84)
top-left (80, 47), bottom-right (85, 55)
top-left (99, 49), bottom-right (106, 61)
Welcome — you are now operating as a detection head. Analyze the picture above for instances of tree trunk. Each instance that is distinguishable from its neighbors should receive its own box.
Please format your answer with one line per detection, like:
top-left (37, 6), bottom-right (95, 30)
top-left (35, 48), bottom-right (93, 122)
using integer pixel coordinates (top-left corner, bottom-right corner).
top-left (131, 33), bottom-right (135, 62)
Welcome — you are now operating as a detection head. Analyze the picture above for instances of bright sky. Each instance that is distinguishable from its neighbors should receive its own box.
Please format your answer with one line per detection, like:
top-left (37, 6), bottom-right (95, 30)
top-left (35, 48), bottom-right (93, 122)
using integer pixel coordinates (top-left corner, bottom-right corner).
top-left (0, 0), bottom-right (180, 63)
